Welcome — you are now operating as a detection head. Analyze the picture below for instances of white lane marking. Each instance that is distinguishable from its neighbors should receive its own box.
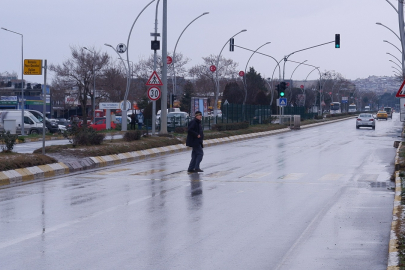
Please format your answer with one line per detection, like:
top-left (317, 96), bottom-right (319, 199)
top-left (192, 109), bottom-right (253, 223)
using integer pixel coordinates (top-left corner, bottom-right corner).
top-left (319, 174), bottom-right (344, 181)
top-left (243, 172), bottom-right (271, 179)
top-left (279, 173), bottom-right (306, 180)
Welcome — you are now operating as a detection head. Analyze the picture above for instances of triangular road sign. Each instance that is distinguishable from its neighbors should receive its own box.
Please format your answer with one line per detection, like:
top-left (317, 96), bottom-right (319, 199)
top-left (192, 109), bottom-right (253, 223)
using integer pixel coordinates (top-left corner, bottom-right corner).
top-left (396, 79), bottom-right (405, 97)
top-left (146, 71), bottom-right (163, 86)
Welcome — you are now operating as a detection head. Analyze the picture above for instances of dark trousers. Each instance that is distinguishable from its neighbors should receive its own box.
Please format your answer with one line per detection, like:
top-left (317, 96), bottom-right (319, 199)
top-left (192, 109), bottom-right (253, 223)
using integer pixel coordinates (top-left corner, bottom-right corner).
top-left (188, 143), bottom-right (204, 170)
top-left (130, 122), bottom-right (136, 130)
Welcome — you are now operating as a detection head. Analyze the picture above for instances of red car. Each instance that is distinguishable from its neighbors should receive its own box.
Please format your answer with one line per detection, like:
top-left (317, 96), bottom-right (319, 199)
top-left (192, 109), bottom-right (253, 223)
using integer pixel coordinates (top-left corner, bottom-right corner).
top-left (89, 118), bottom-right (116, 131)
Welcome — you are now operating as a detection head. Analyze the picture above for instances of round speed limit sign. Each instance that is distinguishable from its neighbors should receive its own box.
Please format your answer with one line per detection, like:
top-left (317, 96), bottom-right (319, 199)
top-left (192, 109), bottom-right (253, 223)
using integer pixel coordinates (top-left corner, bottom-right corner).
top-left (147, 86), bottom-right (161, 101)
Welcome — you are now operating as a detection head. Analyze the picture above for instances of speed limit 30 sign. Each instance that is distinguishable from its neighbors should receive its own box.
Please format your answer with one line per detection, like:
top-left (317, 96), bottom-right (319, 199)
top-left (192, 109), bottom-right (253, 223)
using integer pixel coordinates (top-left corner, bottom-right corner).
top-left (148, 86), bottom-right (161, 101)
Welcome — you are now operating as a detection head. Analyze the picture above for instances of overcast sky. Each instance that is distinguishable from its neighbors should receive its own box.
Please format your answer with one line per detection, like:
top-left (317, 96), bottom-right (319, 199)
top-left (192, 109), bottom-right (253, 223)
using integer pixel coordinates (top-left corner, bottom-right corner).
top-left (0, 0), bottom-right (403, 84)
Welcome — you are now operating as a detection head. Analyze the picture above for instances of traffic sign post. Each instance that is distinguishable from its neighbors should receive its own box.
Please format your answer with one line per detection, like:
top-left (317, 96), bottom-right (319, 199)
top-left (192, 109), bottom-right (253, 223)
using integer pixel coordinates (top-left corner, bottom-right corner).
top-left (147, 87), bottom-right (161, 101)
top-left (278, 98), bottom-right (287, 107)
top-left (167, 56), bottom-right (172, 65)
top-left (210, 65), bottom-right (216, 72)
top-left (238, 71), bottom-right (244, 77)
top-left (146, 71), bottom-right (163, 86)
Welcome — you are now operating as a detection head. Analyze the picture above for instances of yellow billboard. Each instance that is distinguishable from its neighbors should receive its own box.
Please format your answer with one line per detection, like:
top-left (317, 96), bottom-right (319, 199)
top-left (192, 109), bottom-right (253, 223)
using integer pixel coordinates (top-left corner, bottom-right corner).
top-left (24, 59), bottom-right (42, 75)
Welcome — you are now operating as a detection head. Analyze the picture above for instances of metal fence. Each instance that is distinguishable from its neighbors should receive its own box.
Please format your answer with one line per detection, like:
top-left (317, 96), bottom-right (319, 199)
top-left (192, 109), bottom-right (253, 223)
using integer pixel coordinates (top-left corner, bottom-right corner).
top-left (142, 104), bottom-right (324, 132)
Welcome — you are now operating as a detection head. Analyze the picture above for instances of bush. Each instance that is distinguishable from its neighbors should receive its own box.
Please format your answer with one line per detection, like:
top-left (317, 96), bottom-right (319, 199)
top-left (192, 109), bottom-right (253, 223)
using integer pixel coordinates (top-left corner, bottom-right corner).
top-left (0, 131), bottom-right (18, 152)
top-left (123, 130), bottom-right (142, 141)
top-left (212, 122), bottom-right (249, 131)
top-left (63, 126), bottom-right (105, 147)
top-left (174, 127), bottom-right (188, 133)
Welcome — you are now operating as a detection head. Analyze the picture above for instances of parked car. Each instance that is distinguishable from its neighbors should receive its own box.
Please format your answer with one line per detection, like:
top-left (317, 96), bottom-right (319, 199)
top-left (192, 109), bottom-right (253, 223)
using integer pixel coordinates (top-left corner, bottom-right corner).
top-left (356, 113), bottom-right (375, 129)
top-left (89, 118), bottom-right (116, 131)
top-left (0, 110), bottom-right (46, 135)
top-left (384, 107), bottom-right (392, 118)
top-left (376, 111), bottom-right (388, 120)
top-left (167, 112), bottom-right (190, 131)
top-left (27, 110), bottom-right (59, 133)
top-left (56, 118), bottom-right (72, 132)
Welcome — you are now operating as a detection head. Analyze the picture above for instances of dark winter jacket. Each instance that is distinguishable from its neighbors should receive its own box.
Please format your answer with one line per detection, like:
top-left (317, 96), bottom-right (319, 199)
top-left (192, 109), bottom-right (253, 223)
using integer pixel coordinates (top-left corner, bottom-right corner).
top-left (186, 118), bottom-right (204, 147)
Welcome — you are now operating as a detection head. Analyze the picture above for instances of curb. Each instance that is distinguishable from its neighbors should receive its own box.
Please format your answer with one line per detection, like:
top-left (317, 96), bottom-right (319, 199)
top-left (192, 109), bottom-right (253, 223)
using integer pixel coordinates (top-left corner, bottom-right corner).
top-left (388, 142), bottom-right (402, 270)
top-left (0, 117), bottom-right (353, 188)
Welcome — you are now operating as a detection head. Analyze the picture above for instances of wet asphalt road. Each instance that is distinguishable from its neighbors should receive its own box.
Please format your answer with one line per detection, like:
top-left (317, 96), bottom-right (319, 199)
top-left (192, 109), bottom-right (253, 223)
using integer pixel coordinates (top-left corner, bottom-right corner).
top-left (0, 114), bottom-right (402, 270)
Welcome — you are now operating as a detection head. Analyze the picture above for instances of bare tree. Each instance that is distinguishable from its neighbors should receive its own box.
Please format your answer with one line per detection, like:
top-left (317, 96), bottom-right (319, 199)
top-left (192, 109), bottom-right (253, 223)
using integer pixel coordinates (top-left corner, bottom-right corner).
top-left (189, 55), bottom-right (238, 106)
top-left (49, 46), bottom-right (109, 125)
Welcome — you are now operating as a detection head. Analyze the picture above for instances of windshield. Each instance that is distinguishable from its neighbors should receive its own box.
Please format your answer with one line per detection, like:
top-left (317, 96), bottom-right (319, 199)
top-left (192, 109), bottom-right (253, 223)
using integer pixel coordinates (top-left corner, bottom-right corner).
top-left (384, 108), bottom-right (391, 112)
top-left (330, 104), bottom-right (340, 110)
top-left (29, 114), bottom-right (41, 123)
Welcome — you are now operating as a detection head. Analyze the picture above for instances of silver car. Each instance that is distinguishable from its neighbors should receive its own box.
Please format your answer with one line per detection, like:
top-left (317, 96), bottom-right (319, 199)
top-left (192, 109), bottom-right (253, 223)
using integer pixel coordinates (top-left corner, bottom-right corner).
top-left (356, 113), bottom-right (375, 129)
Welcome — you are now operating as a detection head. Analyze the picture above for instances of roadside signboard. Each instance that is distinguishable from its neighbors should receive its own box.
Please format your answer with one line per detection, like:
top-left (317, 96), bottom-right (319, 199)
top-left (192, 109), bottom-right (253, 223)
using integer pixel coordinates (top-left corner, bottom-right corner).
top-left (99, 102), bottom-right (120, 110)
top-left (146, 71), bottom-right (163, 86)
top-left (396, 79), bottom-right (405, 97)
top-left (401, 98), bottom-right (405, 122)
top-left (116, 43), bottom-right (126, 53)
top-left (279, 98), bottom-right (287, 106)
top-left (24, 59), bottom-right (42, 75)
top-left (341, 96), bottom-right (348, 103)
top-left (238, 71), bottom-right (244, 77)
top-left (300, 85), bottom-right (304, 89)
top-left (167, 56), bottom-right (173, 65)
top-left (210, 65), bottom-right (216, 72)
top-left (120, 100), bottom-right (132, 111)
top-left (147, 86), bottom-right (161, 101)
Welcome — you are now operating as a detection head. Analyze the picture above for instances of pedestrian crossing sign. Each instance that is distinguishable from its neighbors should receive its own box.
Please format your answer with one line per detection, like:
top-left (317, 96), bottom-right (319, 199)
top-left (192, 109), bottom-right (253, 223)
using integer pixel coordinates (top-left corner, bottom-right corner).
top-left (279, 98), bottom-right (287, 106)
top-left (146, 71), bottom-right (163, 86)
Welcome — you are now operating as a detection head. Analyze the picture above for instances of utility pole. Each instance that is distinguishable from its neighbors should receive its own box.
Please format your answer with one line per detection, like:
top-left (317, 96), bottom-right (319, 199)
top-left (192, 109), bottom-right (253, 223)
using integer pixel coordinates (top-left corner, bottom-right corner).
top-left (160, 0), bottom-right (168, 134)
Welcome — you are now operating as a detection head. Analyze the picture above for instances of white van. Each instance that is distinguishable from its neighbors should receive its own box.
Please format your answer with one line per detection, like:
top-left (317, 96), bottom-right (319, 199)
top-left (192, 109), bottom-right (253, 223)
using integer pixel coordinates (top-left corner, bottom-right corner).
top-left (364, 106), bottom-right (370, 111)
top-left (0, 110), bottom-right (46, 135)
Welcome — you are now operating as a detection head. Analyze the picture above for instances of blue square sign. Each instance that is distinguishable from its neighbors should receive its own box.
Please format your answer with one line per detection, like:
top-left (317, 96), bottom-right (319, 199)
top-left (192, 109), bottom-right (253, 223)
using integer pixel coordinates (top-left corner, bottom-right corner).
top-left (279, 98), bottom-right (287, 106)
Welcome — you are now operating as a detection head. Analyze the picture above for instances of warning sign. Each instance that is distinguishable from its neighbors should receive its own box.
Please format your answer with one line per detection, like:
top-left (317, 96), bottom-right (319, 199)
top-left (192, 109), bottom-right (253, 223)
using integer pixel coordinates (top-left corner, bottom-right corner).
top-left (146, 71), bottom-right (163, 86)
top-left (396, 79), bottom-right (405, 97)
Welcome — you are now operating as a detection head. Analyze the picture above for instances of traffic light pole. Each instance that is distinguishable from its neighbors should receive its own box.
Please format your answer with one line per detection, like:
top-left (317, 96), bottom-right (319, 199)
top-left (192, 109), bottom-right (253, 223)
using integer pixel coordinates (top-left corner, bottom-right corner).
top-left (282, 40), bottom-right (334, 81)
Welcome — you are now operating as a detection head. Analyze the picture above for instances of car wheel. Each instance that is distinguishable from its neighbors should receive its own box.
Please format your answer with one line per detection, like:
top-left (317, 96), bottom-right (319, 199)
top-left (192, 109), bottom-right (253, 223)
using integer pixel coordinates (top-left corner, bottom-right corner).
top-left (30, 129), bottom-right (39, 135)
top-left (372, 126), bottom-right (375, 130)
top-left (356, 126), bottom-right (359, 129)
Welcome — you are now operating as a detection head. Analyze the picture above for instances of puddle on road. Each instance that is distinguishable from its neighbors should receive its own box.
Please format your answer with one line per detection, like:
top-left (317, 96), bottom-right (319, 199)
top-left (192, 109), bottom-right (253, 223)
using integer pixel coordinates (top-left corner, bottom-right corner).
top-left (96, 168), bottom-right (131, 175)
top-left (130, 169), bottom-right (165, 176)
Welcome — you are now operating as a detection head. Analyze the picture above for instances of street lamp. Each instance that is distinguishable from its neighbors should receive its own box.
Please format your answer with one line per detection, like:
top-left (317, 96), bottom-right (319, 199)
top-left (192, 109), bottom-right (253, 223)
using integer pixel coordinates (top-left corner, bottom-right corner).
top-left (122, 0), bottom-right (156, 132)
top-left (83, 47), bottom-right (96, 122)
top-left (387, 52), bottom-right (402, 64)
top-left (214, 29), bottom-right (247, 117)
top-left (1, 27), bottom-right (25, 135)
top-left (390, 60), bottom-right (402, 70)
top-left (172, 12), bottom-right (209, 99)
top-left (376, 22), bottom-right (401, 41)
top-left (242, 42), bottom-right (271, 106)
top-left (383, 40), bottom-right (402, 54)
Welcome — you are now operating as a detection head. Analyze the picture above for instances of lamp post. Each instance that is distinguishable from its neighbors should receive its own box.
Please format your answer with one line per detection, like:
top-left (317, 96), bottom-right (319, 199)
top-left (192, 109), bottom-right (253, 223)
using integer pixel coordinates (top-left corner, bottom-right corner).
top-left (1, 27), bottom-right (25, 135)
top-left (242, 42), bottom-right (271, 106)
top-left (387, 52), bottom-right (402, 64)
top-left (377, 22), bottom-right (405, 72)
top-left (214, 29), bottom-right (247, 117)
top-left (390, 60), bottom-right (402, 70)
top-left (172, 12), bottom-right (209, 100)
top-left (83, 47), bottom-right (97, 122)
top-left (383, 40), bottom-right (402, 54)
top-left (123, 0), bottom-right (156, 132)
